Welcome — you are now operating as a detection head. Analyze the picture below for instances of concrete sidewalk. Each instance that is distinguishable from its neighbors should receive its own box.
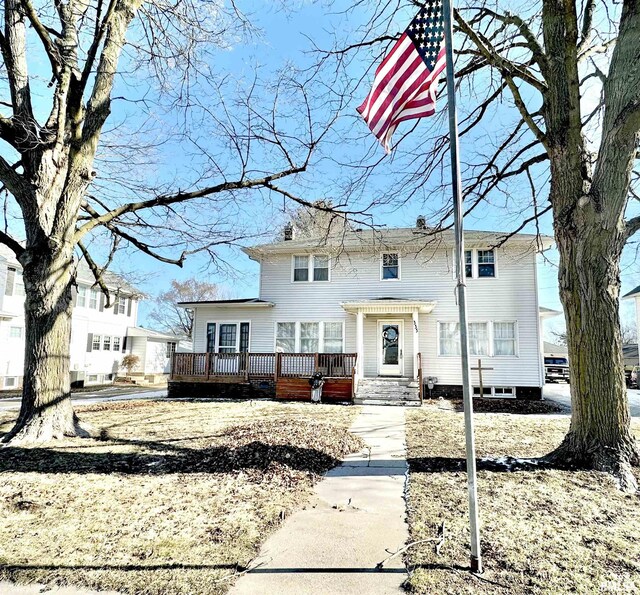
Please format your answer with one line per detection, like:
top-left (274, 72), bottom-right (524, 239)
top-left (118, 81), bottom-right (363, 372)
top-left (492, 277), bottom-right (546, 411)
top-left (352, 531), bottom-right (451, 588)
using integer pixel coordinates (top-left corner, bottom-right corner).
top-left (231, 405), bottom-right (409, 595)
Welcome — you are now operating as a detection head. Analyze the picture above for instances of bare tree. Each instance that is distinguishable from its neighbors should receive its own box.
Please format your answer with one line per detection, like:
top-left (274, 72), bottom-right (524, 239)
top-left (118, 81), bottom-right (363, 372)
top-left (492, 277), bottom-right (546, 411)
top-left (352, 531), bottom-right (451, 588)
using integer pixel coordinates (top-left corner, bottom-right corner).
top-left (318, 0), bottom-right (640, 489)
top-left (555, 324), bottom-right (638, 347)
top-left (0, 1), bottom-right (348, 444)
top-left (148, 278), bottom-right (227, 338)
top-left (286, 200), bottom-right (353, 240)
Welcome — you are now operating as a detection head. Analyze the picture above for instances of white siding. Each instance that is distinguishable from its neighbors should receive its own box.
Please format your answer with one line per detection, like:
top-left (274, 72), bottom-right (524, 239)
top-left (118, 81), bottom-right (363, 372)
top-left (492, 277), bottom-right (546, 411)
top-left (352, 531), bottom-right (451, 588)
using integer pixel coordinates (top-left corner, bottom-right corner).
top-left (191, 244), bottom-right (544, 388)
top-left (0, 245), bottom-right (141, 387)
top-left (128, 337), bottom-right (148, 371)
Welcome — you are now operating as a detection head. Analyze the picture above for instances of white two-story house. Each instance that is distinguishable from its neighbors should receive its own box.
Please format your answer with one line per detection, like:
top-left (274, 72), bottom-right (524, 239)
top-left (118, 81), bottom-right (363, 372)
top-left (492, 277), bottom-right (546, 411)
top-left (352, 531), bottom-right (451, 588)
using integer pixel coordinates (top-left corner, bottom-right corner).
top-left (170, 220), bottom-right (553, 402)
top-left (0, 245), bottom-right (187, 390)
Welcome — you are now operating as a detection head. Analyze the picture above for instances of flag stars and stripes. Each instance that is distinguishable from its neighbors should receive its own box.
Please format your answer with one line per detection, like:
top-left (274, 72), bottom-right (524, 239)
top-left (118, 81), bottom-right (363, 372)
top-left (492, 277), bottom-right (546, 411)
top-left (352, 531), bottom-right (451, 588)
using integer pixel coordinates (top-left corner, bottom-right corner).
top-left (356, 0), bottom-right (446, 152)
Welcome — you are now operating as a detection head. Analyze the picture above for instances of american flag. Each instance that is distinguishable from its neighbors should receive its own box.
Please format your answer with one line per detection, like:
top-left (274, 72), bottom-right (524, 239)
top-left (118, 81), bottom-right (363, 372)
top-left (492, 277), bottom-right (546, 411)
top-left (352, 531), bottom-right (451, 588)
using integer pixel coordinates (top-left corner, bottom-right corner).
top-left (357, 2), bottom-right (446, 153)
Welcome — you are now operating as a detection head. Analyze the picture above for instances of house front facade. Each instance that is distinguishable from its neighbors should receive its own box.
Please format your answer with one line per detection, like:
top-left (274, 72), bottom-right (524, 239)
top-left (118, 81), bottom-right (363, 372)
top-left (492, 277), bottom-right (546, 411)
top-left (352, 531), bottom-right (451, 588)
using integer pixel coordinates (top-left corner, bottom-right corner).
top-left (172, 223), bottom-right (553, 401)
top-left (0, 245), bottom-right (143, 390)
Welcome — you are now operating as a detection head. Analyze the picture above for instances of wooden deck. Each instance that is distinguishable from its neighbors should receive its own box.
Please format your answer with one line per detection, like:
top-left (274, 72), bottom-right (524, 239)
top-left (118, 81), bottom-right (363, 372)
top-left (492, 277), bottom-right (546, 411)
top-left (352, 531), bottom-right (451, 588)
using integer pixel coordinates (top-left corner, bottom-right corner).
top-left (170, 352), bottom-right (357, 401)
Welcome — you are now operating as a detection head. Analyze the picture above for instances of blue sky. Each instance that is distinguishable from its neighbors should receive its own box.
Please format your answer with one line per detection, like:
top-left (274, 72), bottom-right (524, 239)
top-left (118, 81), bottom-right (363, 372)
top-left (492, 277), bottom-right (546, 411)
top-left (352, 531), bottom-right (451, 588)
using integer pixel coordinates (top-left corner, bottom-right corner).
top-left (2, 2), bottom-right (637, 338)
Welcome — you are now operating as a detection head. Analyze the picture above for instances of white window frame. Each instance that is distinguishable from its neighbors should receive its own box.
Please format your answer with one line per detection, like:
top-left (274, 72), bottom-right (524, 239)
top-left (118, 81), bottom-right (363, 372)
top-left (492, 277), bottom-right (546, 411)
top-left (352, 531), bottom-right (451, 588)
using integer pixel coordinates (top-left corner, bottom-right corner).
top-left (9, 326), bottom-right (23, 339)
top-left (113, 336), bottom-right (121, 352)
top-left (473, 386), bottom-right (516, 398)
top-left (492, 320), bottom-right (519, 357)
top-left (205, 321), bottom-right (251, 353)
top-left (468, 321), bottom-right (490, 357)
top-left (103, 336), bottom-right (112, 351)
top-left (439, 320), bottom-right (518, 357)
top-left (166, 341), bottom-right (177, 358)
top-left (492, 386), bottom-right (516, 398)
top-left (89, 289), bottom-right (99, 309)
top-left (291, 254), bottom-right (331, 283)
top-left (274, 321), bottom-right (345, 353)
top-left (456, 248), bottom-right (499, 279)
top-left (92, 335), bottom-right (102, 351)
top-left (380, 252), bottom-right (401, 281)
top-left (3, 376), bottom-right (17, 388)
top-left (117, 296), bottom-right (126, 314)
top-left (77, 286), bottom-right (87, 308)
top-left (437, 321), bottom-right (460, 356)
top-left (13, 269), bottom-right (25, 297)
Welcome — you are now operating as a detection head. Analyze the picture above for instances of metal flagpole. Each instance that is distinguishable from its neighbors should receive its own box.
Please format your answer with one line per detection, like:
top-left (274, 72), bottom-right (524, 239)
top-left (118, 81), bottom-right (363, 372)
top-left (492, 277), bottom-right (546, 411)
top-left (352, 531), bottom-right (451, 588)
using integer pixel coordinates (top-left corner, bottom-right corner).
top-left (442, 0), bottom-right (482, 574)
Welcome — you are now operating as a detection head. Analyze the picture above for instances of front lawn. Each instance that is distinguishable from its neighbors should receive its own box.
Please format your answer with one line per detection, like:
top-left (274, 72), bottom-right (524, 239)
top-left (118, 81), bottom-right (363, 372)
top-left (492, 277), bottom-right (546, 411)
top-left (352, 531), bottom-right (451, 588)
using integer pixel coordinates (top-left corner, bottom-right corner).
top-left (405, 402), bottom-right (640, 594)
top-left (0, 400), bottom-right (362, 594)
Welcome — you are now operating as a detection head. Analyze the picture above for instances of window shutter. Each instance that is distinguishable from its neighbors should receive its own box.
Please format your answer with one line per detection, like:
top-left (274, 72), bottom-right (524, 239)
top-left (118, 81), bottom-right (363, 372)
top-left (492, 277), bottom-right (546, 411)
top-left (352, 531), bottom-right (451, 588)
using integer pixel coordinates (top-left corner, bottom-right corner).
top-left (87, 333), bottom-right (93, 352)
top-left (5, 267), bottom-right (15, 296)
top-left (122, 336), bottom-right (128, 352)
top-left (99, 293), bottom-right (104, 312)
top-left (127, 298), bottom-right (132, 317)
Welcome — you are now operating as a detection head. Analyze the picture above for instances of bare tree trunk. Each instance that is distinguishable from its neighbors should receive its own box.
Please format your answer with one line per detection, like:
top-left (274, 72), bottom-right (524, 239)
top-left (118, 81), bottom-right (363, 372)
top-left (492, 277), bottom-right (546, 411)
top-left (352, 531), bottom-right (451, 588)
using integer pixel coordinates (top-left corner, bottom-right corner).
top-left (2, 245), bottom-right (93, 444)
top-left (547, 227), bottom-right (640, 490)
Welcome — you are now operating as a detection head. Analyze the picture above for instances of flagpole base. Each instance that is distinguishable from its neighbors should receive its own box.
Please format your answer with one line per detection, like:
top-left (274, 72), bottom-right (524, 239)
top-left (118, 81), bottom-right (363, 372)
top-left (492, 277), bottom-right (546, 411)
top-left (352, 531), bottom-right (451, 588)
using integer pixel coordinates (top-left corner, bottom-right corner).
top-left (470, 555), bottom-right (483, 574)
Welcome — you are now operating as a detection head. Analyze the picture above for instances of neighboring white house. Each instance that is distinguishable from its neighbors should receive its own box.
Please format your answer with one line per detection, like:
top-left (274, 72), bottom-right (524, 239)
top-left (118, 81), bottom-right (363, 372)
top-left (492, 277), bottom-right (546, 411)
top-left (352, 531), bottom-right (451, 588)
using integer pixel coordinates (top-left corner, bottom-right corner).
top-left (0, 245), bottom-right (185, 390)
top-left (177, 222), bottom-right (554, 399)
top-left (125, 327), bottom-right (191, 375)
top-left (623, 285), bottom-right (640, 366)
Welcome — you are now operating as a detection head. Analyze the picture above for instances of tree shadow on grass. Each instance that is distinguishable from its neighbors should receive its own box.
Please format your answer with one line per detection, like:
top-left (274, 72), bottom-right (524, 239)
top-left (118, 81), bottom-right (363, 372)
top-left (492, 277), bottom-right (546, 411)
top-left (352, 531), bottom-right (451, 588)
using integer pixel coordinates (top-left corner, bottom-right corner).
top-left (434, 398), bottom-right (567, 415)
top-left (0, 440), bottom-right (341, 476)
top-left (407, 456), bottom-right (561, 473)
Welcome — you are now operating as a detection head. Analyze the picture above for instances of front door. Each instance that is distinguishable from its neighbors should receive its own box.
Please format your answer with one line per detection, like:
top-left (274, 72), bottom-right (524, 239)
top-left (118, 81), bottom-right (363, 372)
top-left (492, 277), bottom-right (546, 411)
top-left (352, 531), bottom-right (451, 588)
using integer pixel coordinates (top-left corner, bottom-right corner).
top-left (378, 320), bottom-right (403, 376)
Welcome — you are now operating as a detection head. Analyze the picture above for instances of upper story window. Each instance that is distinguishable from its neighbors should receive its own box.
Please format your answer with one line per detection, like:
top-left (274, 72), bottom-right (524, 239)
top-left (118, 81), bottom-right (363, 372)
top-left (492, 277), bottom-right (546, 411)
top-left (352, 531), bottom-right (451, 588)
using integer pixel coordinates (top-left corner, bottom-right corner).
top-left (4, 267), bottom-right (25, 297)
top-left (89, 288), bottom-right (99, 309)
top-left (9, 326), bottom-right (23, 339)
top-left (477, 250), bottom-right (496, 277)
top-left (77, 286), bottom-right (87, 307)
top-left (292, 255), bottom-right (330, 282)
top-left (117, 296), bottom-right (126, 314)
top-left (166, 341), bottom-right (177, 358)
top-left (113, 336), bottom-right (121, 352)
top-left (463, 249), bottom-right (496, 278)
top-left (382, 253), bottom-right (400, 280)
top-left (103, 336), bottom-right (111, 351)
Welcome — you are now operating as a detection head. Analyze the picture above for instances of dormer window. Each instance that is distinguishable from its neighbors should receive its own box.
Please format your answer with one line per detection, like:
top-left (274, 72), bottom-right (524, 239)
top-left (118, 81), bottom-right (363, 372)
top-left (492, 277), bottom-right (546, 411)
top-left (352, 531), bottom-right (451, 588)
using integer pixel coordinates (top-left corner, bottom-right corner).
top-left (292, 255), bottom-right (330, 282)
top-left (382, 253), bottom-right (400, 280)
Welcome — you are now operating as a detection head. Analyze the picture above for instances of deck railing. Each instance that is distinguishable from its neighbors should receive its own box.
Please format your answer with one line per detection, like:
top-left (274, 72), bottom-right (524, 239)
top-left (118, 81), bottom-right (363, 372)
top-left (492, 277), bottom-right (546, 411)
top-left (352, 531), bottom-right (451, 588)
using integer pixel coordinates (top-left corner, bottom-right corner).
top-left (171, 352), bottom-right (357, 381)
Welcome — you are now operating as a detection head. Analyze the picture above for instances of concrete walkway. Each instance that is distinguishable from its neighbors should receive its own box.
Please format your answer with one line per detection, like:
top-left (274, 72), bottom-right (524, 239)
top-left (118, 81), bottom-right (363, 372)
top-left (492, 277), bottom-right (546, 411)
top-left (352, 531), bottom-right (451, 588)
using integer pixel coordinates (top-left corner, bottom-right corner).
top-left (231, 405), bottom-right (409, 595)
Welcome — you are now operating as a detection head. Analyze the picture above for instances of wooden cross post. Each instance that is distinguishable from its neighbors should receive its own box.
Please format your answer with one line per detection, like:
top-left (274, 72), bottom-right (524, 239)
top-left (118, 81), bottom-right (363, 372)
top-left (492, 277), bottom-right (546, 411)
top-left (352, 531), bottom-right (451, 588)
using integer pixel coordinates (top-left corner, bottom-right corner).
top-left (470, 359), bottom-right (494, 397)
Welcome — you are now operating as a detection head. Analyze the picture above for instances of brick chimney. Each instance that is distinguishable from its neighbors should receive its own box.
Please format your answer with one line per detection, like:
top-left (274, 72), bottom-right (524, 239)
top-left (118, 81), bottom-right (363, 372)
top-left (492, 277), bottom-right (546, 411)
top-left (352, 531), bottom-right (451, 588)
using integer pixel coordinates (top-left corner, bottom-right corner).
top-left (284, 223), bottom-right (295, 241)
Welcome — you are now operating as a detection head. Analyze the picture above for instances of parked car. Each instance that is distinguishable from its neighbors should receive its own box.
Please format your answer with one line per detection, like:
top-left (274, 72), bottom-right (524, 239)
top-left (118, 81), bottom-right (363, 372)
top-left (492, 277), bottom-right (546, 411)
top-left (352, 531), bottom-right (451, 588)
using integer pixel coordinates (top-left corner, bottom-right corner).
top-left (625, 365), bottom-right (638, 389)
top-left (545, 356), bottom-right (570, 383)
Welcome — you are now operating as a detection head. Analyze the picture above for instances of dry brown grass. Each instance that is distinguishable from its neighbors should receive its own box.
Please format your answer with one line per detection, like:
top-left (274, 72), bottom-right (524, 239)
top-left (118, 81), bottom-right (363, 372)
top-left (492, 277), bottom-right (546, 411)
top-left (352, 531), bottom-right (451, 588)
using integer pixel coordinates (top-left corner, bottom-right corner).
top-left (0, 400), bottom-right (362, 594)
top-left (405, 402), bottom-right (640, 594)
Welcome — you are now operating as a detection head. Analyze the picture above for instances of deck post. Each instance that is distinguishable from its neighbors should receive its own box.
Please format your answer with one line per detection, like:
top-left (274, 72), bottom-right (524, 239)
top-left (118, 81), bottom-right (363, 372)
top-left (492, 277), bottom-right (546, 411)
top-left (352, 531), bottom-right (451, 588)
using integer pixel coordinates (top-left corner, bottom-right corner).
top-left (205, 352), bottom-right (211, 380)
top-left (275, 352), bottom-right (281, 382)
top-left (412, 309), bottom-right (420, 380)
top-left (356, 310), bottom-right (364, 377)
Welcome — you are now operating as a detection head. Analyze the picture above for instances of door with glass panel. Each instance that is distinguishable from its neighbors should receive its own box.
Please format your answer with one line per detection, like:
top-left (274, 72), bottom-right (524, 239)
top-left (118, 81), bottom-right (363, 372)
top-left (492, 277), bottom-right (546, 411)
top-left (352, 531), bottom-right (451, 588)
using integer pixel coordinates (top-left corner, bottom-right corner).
top-left (378, 320), bottom-right (403, 376)
top-left (210, 322), bottom-right (250, 374)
